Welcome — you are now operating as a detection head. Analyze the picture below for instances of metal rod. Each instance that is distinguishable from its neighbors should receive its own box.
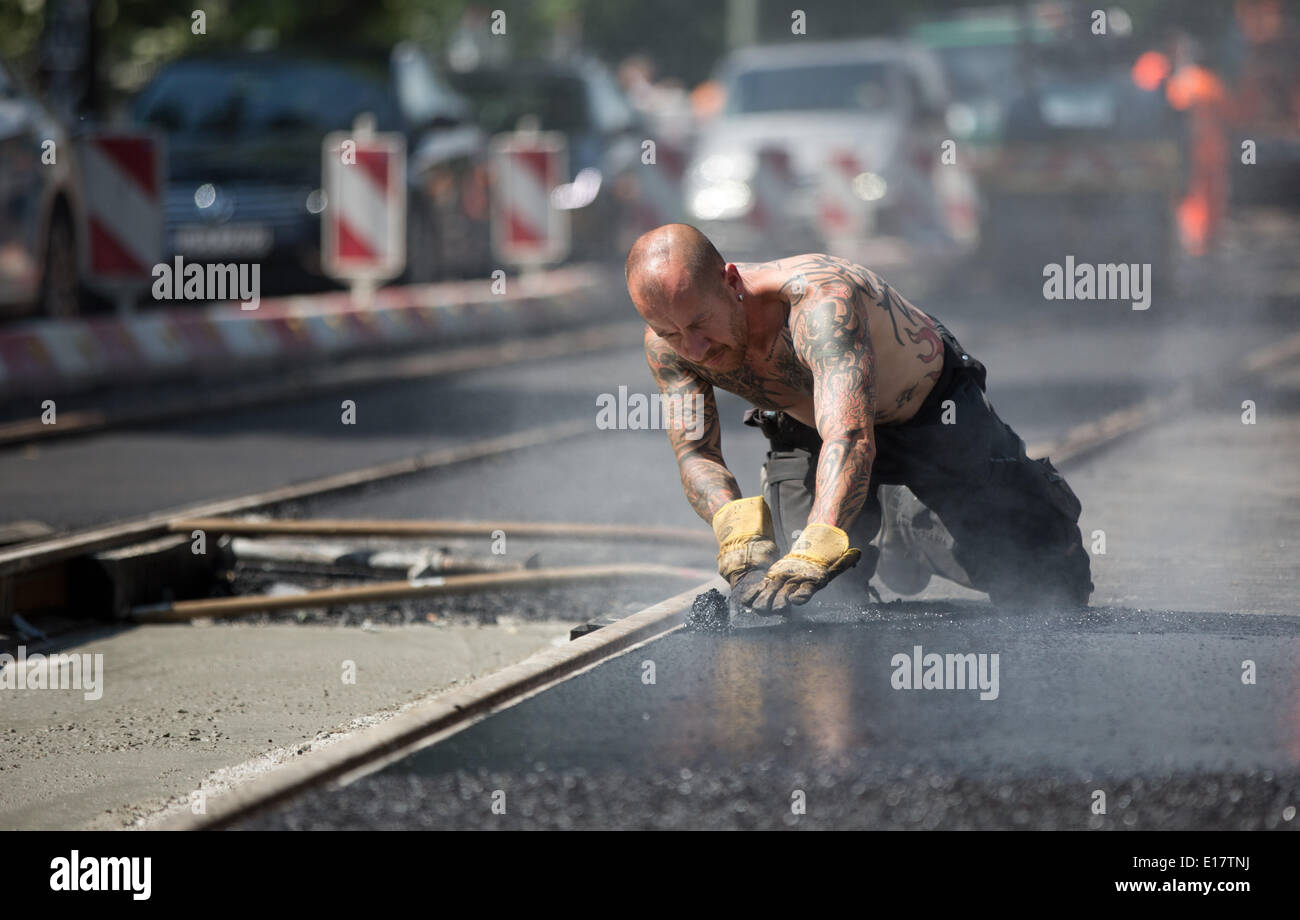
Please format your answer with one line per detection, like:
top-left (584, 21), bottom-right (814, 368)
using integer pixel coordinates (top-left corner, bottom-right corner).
top-left (171, 517), bottom-right (715, 545)
top-left (228, 537), bottom-right (534, 576)
top-left (130, 563), bottom-right (717, 622)
top-left (0, 420), bottom-right (590, 579)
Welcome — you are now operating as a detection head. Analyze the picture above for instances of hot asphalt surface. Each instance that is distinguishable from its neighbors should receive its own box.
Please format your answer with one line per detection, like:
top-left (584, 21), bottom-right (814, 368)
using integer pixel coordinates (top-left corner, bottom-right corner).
top-left (238, 308), bottom-right (1300, 830)
top-left (238, 600), bottom-right (1300, 830)
top-left (238, 248), bottom-right (1298, 830)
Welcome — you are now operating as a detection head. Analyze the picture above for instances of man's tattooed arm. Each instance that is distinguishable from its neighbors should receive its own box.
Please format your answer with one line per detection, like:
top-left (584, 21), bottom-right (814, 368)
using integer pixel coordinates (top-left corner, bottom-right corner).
top-left (791, 286), bottom-right (877, 531)
top-left (645, 329), bottom-right (741, 522)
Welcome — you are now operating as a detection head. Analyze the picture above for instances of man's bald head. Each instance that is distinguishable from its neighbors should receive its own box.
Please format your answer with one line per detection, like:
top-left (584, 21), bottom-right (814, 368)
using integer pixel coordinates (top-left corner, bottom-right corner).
top-left (625, 223), bottom-right (727, 310)
top-left (626, 223), bottom-right (749, 372)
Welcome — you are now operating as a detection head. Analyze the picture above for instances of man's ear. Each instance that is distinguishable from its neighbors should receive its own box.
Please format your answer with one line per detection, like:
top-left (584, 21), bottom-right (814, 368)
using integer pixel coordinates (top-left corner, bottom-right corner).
top-left (722, 263), bottom-right (742, 297)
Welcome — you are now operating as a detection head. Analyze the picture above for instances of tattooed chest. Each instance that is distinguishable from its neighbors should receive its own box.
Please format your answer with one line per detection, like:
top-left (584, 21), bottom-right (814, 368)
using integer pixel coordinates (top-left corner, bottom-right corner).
top-left (696, 343), bottom-right (813, 412)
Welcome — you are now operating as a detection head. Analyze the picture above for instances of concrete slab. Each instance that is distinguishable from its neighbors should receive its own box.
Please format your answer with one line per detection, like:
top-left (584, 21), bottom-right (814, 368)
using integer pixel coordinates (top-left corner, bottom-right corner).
top-left (0, 618), bottom-right (578, 829)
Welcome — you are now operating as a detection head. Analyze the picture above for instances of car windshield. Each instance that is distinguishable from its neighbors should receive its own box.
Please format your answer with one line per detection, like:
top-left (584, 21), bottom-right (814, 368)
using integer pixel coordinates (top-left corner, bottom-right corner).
top-left (726, 61), bottom-right (896, 114)
top-left (131, 58), bottom-right (402, 136)
top-left (447, 71), bottom-right (592, 135)
top-left (936, 44), bottom-right (1021, 102)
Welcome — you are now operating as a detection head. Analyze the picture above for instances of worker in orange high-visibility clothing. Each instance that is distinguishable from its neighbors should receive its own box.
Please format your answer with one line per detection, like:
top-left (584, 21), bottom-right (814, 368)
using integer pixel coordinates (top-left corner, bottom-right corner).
top-left (1131, 49), bottom-right (1171, 93)
top-left (1164, 37), bottom-right (1231, 257)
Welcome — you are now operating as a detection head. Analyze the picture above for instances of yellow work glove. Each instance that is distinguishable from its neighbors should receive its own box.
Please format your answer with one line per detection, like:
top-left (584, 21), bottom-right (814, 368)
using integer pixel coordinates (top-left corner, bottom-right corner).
top-left (712, 497), bottom-right (780, 612)
top-left (749, 523), bottom-right (861, 614)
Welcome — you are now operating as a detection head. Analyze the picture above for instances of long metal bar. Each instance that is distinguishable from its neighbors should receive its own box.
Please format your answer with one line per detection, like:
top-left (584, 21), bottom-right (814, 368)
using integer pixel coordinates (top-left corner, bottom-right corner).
top-left (172, 516), bottom-right (714, 545)
top-left (130, 563), bottom-right (717, 622)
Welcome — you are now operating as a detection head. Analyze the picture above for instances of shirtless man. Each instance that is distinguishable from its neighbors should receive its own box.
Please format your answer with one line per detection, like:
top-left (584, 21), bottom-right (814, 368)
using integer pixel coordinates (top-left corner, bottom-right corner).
top-left (626, 223), bottom-right (1093, 615)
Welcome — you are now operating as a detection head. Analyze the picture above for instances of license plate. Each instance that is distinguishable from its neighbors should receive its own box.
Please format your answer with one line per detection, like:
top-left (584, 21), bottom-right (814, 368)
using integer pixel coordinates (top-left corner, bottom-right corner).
top-left (1040, 91), bottom-right (1115, 129)
top-left (173, 223), bottom-right (273, 258)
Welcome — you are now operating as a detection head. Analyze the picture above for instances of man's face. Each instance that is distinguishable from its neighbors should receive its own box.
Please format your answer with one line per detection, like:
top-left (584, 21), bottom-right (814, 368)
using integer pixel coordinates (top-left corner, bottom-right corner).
top-left (634, 276), bottom-right (748, 372)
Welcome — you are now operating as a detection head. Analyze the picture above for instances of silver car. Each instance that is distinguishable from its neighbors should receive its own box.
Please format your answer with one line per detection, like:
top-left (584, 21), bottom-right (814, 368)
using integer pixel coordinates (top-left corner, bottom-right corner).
top-left (686, 39), bottom-right (977, 274)
top-left (0, 59), bottom-right (85, 319)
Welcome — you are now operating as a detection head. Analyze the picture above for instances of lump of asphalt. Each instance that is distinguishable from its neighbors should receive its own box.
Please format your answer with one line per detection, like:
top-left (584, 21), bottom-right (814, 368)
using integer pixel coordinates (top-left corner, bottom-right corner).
top-left (685, 588), bottom-right (729, 632)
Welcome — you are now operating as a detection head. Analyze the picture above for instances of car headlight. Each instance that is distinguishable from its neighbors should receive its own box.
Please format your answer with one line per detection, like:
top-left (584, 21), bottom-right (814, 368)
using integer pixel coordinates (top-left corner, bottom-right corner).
top-left (690, 181), bottom-right (753, 221)
top-left (695, 151), bottom-right (757, 184)
top-left (945, 103), bottom-right (978, 138)
top-left (852, 172), bottom-right (887, 202)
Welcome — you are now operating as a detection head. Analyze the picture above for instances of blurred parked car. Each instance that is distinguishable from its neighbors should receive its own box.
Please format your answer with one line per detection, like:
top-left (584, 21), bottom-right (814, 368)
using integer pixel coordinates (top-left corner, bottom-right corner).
top-left (908, 6), bottom-right (1062, 168)
top-left (446, 57), bottom-right (646, 262)
top-left (1229, 19), bottom-right (1300, 208)
top-left (129, 42), bottom-right (492, 292)
top-left (686, 39), bottom-right (979, 278)
top-left (0, 58), bottom-right (85, 319)
top-left (983, 51), bottom-right (1184, 285)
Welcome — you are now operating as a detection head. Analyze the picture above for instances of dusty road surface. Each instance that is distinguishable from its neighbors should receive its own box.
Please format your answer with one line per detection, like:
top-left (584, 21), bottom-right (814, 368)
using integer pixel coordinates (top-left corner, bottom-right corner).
top-left (4, 213), bottom-right (1297, 831)
top-left (237, 377), bottom-right (1300, 830)
top-left (233, 221), bottom-right (1295, 830)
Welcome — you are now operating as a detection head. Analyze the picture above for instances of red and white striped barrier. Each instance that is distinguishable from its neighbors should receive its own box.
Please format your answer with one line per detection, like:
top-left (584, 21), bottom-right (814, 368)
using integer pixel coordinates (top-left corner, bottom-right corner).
top-left (747, 147), bottom-right (795, 246)
top-left (934, 158), bottom-right (980, 247)
top-left (0, 266), bottom-right (608, 401)
top-left (990, 144), bottom-right (1179, 193)
top-left (322, 129), bottom-right (407, 282)
top-left (816, 149), bottom-right (873, 245)
top-left (490, 132), bottom-right (570, 267)
top-left (77, 132), bottom-right (164, 294)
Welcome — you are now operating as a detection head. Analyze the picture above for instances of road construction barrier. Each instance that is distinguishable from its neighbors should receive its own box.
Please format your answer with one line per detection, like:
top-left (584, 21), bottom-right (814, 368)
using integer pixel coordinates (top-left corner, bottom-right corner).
top-left (77, 131), bottom-right (165, 306)
top-left (322, 121), bottom-right (407, 286)
top-left (490, 131), bottom-right (570, 267)
top-left (816, 149), bottom-right (873, 246)
top-left (989, 143), bottom-right (1181, 194)
top-left (747, 147), bottom-right (795, 246)
top-left (934, 156), bottom-right (981, 246)
top-left (0, 265), bottom-right (607, 401)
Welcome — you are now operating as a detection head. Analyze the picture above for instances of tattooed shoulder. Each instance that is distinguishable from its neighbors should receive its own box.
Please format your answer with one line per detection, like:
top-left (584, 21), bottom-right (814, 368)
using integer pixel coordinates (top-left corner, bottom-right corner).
top-left (774, 253), bottom-right (940, 349)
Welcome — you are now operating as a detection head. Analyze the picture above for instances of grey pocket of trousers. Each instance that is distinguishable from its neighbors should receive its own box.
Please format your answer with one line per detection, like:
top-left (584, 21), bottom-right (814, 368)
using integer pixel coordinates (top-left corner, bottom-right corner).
top-left (761, 448), bottom-right (816, 556)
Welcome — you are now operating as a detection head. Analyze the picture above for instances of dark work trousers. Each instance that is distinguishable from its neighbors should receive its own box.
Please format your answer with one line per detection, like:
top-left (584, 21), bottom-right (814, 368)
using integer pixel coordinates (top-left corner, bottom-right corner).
top-left (747, 323), bottom-right (1094, 606)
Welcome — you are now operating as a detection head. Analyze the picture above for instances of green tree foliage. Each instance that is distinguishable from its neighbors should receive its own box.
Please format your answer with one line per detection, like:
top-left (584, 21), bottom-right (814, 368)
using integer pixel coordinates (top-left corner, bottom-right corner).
top-left (0, 0), bottom-right (1226, 107)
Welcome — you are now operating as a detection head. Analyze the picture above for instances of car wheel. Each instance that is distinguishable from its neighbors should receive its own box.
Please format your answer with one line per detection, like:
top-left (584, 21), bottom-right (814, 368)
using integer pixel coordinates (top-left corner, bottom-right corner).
top-left (40, 209), bottom-right (80, 319)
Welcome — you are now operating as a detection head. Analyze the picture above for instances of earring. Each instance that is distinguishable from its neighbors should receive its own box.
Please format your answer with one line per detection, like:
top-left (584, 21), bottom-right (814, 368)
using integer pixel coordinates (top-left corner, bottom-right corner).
top-left (737, 294), bottom-right (743, 301)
